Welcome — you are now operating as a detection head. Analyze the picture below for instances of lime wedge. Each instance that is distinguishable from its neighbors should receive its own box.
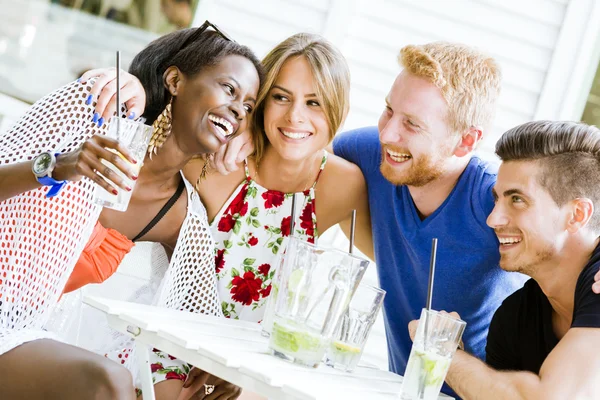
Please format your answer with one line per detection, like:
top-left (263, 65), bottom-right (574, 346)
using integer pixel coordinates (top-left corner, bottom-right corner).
top-left (333, 341), bottom-right (361, 354)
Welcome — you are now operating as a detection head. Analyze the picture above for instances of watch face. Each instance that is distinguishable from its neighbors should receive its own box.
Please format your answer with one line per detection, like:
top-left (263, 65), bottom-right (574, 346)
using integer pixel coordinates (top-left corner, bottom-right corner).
top-left (33, 153), bottom-right (52, 175)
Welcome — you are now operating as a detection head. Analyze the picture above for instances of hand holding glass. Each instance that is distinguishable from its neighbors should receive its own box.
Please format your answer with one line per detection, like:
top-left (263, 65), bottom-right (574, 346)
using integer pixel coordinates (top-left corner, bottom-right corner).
top-left (93, 117), bottom-right (153, 211)
top-left (401, 309), bottom-right (466, 400)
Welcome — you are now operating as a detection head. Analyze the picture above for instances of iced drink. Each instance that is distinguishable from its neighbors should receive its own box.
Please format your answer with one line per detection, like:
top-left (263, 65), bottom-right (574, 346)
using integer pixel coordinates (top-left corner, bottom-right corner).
top-left (401, 346), bottom-right (452, 399)
top-left (93, 117), bottom-right (153, 211)
top-left (326, 340), bottom-right (362, 372)
top-left (400, 309), bottom-right (465, 400)
top-left (270, 318), bottom-right (328, 367)
top-left (95, 150), bottom-right (141, 211)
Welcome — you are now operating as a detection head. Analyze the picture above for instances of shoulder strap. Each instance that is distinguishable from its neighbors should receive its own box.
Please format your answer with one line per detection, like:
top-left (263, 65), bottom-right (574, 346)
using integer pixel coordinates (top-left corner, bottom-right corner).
top-left (132, 178), bottom-right (186, 242)
top-left (311, 150), bottom-right (329, 189)
top-left (243, 158), bottom-right (252, 181)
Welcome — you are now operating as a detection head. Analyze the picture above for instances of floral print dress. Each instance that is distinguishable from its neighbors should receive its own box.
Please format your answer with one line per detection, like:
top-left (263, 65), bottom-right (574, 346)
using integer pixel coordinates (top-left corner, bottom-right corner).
top-left (210, 151), bottom-right (328, 322)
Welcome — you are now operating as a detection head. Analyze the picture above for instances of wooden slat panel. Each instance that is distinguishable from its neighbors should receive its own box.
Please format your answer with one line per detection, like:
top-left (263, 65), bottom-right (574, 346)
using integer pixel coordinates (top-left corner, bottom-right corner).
top-left (476, 0), bottom-right (566, 26)
top-left (345, 39), bottom-right (546, 94)
top-left (285, 0), bottom-right (331, 12)
top-left (218, 0), bottom-right (326, 32)
top-left (391, 0), bottom-right (560, 49)
top-left (352, 10), bottom-right (553, 71)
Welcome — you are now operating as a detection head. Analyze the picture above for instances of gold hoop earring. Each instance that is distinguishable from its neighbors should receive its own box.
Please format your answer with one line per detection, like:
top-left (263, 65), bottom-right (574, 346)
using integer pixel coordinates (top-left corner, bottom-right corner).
top-left (197, 153), bottom-right (214, 185)
top-left (148, 97), bottom-right (173, 159)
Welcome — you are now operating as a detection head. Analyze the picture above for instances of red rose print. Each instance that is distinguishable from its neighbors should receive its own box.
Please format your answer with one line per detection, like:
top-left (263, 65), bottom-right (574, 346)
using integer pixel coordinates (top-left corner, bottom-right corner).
top-left (248, 236), bottom-right (258, 246)
top-left (215, 248), bottom-right (226, 273)
top-left (280, 216), bottom-right (291, 237)
top-left (300, 202), bottom-right (313, 230)
top-left (168, 354), bottom-right (177, 360)
top-left (165, 371), bottom-right (186, 380)
top-left (262, 190), bottom-right (285, 209)
top-left (226, 184), bottom-right (249, 216)
top-left (230, 271), bottom-right (263, 305)
top-left (258, 263), bottom-right (270, 276)
top-left (239, 202), bottom-right (248, 217)
top-left (261, 284), bottom-right (272, 298)
top-left (300, 202), bottom-right (315, 239)
top-left (150, 363), bottom-right (163, 373)
top-left (218, 214), bottom-right (235, 232)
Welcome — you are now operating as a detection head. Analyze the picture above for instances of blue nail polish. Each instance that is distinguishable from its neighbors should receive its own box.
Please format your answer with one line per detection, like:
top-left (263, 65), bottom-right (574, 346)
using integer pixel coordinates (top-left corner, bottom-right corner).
top-left (92, 113), bottom-right (99, 123)
top-left (98, 117), bottom-right (105, 128)
top-left (128, 112), bottom-right (136, 120)
top-left (85, 94), bottom-right (93, 105)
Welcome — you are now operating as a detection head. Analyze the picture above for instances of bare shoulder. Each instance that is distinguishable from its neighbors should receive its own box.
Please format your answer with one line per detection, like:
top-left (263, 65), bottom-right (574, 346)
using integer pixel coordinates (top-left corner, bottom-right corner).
top-left (320, 152), bottom-right (365, 194)
top-left (315, 152), bottom-right (367, 232)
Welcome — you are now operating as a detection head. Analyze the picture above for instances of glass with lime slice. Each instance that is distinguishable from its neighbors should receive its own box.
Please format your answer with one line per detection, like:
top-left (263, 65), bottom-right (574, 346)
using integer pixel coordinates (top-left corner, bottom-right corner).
top-left (324, 283), bottom-right (385, 372)
top-left (267, 237), bottom-right (370, 368)
top-left (400, 309), bottom-right (466, 400)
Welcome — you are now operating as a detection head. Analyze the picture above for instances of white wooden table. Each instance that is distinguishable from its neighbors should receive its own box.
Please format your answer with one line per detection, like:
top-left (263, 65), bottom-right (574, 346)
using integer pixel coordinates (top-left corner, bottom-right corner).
top-left (83, 295), bottom-right (452, 400)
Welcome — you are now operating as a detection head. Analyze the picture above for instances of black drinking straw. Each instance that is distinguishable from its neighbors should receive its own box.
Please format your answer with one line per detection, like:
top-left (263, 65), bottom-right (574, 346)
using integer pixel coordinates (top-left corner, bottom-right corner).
top-left (289, 193), bottom-right (297, 237)
top-left (116, 51), bottom-right (121, 131)
top-left (426, 238), bottom-right (437, 310)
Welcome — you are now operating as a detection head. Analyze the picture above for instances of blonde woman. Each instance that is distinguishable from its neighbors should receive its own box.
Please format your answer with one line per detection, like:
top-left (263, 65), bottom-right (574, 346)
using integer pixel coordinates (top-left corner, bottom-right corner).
top-left (187, 33), bottom-right (368, 322)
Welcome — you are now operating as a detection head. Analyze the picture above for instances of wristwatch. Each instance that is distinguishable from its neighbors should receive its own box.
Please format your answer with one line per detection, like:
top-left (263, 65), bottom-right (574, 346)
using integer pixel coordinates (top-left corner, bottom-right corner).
top-left (32, 152), bottom-right (67, 198)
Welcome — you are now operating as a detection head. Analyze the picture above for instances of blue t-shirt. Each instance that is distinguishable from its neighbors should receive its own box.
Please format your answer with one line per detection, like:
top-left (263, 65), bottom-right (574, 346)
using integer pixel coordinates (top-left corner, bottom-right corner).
top-left (333, 126), bottom-right (527, 376)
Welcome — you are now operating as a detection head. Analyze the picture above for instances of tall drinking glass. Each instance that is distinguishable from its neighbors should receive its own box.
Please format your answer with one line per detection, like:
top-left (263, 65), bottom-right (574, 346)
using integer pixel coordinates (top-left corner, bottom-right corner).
top-left (325, 283), bottom-right (385, 372)
top-left (93, 117), bottom-right (153, 211)
top-left (268, 237), bottom-right (369, 368)
top-left (401, 309), bottom-right (466, 400)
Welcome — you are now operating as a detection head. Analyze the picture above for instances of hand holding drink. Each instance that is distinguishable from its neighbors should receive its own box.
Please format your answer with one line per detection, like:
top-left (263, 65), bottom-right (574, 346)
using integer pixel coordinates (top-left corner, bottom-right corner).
top-left (401, 239), bottom-right (466, 400)
top-left (92, 116), bottom-right (152, 211)
top-left (402, 310), bottom-right (465, 400)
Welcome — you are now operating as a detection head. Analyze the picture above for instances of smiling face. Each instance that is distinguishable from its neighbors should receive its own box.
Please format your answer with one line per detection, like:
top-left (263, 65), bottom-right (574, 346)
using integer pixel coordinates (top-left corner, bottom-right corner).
top-left (169, 54), bottom-right (259, 155)
top-left (262, 56), bottom-right (330, 162)
top-left (378, 71), bottom-right (459, 187)
top-left (487, 160), bottom-right (570, 275)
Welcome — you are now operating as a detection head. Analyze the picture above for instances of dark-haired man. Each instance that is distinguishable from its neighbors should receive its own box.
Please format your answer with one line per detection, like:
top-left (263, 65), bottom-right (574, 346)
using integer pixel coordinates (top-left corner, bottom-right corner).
top-left (410, 121), bottom-right (600, 399)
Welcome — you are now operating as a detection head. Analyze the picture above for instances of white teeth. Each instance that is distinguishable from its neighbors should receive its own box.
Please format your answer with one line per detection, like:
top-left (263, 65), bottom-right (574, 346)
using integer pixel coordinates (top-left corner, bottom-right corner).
top-left (386, 149), bottom-right (411, 162)
top-left (282, 130), bottom-right (310, 140)
top-left (499, 237), bottom-right (522, 245)
top-left (209, 114), bottom-right (234, 136)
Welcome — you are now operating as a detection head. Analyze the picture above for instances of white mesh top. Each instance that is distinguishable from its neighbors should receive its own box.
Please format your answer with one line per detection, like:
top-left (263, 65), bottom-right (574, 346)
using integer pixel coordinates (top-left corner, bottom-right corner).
top-left (0, 81), bottom-right (221, 356)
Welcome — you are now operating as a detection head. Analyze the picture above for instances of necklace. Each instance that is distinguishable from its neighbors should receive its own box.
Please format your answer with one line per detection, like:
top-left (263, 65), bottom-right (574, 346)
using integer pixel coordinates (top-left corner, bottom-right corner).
top-left (254, 153), bottom-right (319, 193)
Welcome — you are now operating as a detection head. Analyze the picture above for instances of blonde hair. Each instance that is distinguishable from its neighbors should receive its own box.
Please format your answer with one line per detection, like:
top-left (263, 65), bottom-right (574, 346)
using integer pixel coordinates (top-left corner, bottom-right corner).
top-left (399, 42), bottom-right (501, 134)
top-left (252, 33), bottom-right (351, 163)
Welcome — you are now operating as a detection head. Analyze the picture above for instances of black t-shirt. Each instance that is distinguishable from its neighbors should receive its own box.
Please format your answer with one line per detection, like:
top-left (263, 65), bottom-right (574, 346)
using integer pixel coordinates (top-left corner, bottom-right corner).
top-left (486, 243), bottom-right (600, 374)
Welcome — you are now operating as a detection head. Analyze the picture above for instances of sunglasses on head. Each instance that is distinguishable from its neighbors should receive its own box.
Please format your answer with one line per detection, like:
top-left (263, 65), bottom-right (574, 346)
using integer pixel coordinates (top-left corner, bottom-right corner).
top-left (176, 20), bottom-right (235, 53)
